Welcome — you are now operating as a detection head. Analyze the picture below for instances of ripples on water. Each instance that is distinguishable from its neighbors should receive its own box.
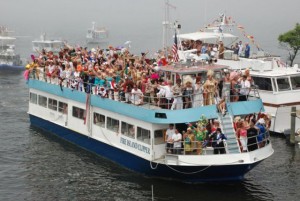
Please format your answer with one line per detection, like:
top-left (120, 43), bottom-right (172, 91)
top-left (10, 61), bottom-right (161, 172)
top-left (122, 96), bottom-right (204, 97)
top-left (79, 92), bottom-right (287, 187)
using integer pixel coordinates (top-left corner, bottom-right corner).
top-left (1, 70), bottom-right (300, 201)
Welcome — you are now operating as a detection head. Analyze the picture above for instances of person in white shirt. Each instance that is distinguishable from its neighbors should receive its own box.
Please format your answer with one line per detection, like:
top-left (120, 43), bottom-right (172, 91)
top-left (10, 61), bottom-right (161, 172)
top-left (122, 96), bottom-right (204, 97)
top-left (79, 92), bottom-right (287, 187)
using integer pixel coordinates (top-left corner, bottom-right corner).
top-left (238, 41), bottom-right (243, 56)
top-left (239, 75), bottom-right (251, 101)
top-left (131, 85), bottom-right (143, 105)
top-left (171, 79), bottom-right (183, 110)
top-left (157, 80), bottom-right (174, 109)
top-left (165, 124), bottom-right (175, 153)
top-left (172, 129), bottom-right (182, 154)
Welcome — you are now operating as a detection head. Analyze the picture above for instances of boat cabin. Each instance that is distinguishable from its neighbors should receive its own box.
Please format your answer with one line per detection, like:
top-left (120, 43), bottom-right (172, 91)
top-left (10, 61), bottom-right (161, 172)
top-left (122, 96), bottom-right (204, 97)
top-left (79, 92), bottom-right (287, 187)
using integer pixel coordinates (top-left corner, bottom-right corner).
top-left (251, 70), bottom-right (300, 93)
top-left (159, 63), bottom-right (228, 85)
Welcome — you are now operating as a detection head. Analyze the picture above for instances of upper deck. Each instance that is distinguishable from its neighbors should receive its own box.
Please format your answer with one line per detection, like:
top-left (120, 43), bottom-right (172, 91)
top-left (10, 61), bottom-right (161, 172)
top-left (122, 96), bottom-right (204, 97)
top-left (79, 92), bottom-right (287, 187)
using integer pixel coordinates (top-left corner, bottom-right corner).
top-left (28, 78), bottom-right (264, 124)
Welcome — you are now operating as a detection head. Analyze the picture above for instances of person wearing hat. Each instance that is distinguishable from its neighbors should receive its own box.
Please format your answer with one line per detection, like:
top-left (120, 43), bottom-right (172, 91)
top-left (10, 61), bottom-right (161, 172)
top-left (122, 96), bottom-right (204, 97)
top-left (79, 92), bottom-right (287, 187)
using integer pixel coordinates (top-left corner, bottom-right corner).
top-left (209, 128), bottom-right (227, 154)
top-left (256, 118), bottom-right (266, 148)
top-left (183, 127), bottom-right (195, 155)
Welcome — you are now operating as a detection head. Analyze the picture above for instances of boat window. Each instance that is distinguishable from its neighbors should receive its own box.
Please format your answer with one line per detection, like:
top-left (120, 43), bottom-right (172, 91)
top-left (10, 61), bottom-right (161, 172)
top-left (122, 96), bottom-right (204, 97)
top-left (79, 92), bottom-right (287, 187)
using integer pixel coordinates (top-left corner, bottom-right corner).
top-left (30, 92), bottom-right (37, 104)
top-left (58, 102), bottom-right (68, 114)
top-left (252, 77), bottom-right (273, 91)
top-left (94, 112), bottom-right (105, 128)
top-left (291, 76), bottom-right (300, 90)
top-left (121, 122), bottom-right (135, 139)
top-left (277, 77), bottom-right (291, 91)
top-left (38, 95), bottom-right (47, 108)
top-left (72, 106), bottom-right (85, 120)
top-left (48, 98), bottom-right (57, 111)
top-left (271, 78), bottom-right (277, 92)
top-left (107, 117), bottom-right (119, 132)
top-left (137, 127), bottom-right (151, 145)
top-left (154, 129), bottom-right (165, 145)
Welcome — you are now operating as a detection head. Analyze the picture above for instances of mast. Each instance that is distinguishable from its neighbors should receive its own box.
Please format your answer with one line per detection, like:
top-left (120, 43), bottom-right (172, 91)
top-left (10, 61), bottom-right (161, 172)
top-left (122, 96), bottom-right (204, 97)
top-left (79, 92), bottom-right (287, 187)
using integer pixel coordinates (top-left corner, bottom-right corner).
top-left (162, 0), bottom-right (176, 58)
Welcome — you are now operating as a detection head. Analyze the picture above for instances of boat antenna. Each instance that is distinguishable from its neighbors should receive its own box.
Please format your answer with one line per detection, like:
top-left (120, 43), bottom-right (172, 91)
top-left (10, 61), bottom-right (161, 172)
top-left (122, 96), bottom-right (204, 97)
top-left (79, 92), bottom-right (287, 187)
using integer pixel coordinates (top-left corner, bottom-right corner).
top-left (92, 22), bottom-right (96, 30)
top-left (162, 0), bottom-right (176, 58)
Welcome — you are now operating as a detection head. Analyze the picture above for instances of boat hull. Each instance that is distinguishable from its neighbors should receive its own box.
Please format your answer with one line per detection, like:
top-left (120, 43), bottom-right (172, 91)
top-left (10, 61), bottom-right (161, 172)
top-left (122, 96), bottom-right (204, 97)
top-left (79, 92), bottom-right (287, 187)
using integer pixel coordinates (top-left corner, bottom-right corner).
top-left (29, 114), bottom-right (261, 183)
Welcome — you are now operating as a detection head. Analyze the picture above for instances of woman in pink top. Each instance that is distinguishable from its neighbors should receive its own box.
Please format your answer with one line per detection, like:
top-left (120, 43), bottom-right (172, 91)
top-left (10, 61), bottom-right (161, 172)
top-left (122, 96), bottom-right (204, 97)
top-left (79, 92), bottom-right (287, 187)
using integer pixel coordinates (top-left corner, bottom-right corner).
top-left (236, 121), bottom-right (248, 152)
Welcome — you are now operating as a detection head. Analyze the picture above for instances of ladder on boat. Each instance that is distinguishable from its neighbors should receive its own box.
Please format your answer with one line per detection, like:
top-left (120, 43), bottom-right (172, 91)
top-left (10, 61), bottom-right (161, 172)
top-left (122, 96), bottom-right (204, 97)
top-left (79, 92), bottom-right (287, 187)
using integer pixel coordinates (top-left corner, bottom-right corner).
top-left (218, 113), bottom-right (240, 154)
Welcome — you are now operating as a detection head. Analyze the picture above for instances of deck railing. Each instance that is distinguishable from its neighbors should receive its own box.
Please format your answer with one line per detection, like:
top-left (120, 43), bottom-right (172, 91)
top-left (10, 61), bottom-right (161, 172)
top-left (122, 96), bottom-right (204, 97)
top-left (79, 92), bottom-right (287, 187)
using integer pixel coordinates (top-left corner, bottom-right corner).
top-left (28, 70), bottom-right (260, 110)
top-left (165, 131), bottom-right (270, 155)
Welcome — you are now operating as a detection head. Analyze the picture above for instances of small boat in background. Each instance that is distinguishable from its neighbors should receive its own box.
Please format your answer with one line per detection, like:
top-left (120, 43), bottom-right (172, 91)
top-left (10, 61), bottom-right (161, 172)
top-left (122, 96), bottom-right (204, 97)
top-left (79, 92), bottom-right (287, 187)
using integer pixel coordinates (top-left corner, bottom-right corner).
top-left (0, 26), bottom-right (23, 68)
top-left (86, 22), bottom-right (108, 44)
top-left (32, 33), bottom-right (64, 53)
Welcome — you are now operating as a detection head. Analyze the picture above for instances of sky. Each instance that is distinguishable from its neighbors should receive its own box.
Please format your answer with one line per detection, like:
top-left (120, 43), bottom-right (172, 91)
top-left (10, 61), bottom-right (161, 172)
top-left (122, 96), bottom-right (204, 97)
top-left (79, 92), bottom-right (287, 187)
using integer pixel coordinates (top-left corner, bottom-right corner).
top-left (1, 0), bottom-right (299, 62)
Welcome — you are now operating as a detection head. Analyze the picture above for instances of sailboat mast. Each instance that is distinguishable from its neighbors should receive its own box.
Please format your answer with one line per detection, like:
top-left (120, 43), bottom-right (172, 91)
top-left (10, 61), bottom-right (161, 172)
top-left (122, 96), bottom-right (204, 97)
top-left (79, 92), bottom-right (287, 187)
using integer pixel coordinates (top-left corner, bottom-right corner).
top-left (162, 0), bottom-right (170, 57)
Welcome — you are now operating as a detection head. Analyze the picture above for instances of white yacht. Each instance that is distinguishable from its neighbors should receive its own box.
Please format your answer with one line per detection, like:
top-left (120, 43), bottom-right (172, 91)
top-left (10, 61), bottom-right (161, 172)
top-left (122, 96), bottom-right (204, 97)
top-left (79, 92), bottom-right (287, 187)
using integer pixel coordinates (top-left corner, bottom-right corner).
top-left (32, 33), bottom-right (64, 53)
top-left (0, 26), bottom-right (22, 67)
top-left (250, 65), bottom-right (300, 134)
top-left (86, 22), bottom-right (108, 44)
top-left (176, 14), bottom-right (300, 134)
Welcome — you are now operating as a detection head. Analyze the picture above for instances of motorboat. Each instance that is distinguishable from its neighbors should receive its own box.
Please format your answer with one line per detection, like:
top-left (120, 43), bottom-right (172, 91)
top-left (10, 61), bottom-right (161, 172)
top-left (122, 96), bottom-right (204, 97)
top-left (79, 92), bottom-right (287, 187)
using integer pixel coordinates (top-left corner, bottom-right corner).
top-left (32, 33), bottom-right (64, 53)
top-left (86, 22), bottom-right (108, 44)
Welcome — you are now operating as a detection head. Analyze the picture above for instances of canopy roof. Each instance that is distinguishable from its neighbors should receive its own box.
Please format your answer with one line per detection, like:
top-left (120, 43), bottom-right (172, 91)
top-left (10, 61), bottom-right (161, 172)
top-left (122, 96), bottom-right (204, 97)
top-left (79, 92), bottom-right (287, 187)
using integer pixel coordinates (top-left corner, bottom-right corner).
top-left (177, 31), bottom-right (237, 41)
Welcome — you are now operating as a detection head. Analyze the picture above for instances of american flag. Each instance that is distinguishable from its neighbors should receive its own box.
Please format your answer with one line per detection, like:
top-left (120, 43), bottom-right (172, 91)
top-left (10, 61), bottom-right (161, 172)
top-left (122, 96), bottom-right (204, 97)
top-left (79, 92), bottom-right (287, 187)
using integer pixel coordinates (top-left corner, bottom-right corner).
top-left (172, 31), bottom-right (179, 62)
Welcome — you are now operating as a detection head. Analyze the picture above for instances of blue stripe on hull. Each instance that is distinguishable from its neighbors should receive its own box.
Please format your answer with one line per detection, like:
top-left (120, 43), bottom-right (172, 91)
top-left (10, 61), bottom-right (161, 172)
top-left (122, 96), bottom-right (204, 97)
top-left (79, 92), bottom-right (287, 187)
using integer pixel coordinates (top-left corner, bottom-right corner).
top-left (29, 114), bottom-right (260, 183)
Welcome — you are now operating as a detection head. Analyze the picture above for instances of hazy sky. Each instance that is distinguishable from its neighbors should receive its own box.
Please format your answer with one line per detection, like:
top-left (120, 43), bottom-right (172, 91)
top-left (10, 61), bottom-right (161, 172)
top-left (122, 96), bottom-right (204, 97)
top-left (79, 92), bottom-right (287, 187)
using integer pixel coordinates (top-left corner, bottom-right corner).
top-left (1, 0), bottom-right (299, 61)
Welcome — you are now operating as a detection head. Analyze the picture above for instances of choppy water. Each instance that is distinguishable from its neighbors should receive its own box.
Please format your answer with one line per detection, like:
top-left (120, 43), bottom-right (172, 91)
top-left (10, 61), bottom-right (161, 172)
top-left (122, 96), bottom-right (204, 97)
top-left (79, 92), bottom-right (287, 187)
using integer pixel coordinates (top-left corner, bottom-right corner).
top-left (1, 68), bottom-right (300, 201)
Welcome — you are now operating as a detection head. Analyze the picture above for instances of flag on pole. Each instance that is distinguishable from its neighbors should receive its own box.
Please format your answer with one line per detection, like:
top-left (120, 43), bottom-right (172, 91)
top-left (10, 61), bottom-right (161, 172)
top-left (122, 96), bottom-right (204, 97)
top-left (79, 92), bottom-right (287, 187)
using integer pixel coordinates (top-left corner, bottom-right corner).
top-left (172, 31), bottom-right (179, 62)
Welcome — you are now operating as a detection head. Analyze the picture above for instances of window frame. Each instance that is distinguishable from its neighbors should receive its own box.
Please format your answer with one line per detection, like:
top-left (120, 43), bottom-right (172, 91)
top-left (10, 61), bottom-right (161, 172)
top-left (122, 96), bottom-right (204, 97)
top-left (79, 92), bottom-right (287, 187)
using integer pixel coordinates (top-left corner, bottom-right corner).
top-left (30, 92), bottom-right (37, 104)
top-left (58, 102), bottom-right (68, 114)
top-left (121, 121), bottom-right (135, 139)
top-left (106, 117), bottom-right (119, 132)
top-left (252, 76), bottom-right (273, 91)
top-left (48, 98), bottom-right (58, 111)
top-left (276, 77), bottom-right (291, 91)
top-left (154, 129), bottom-right (166, 145)
top-left (290, 76), bottom-right (300, 90)
top-left (38, 95), bottom-right (47, 108)
top-left (72, 106), bottom-right (85, 120)
top-left (94, 112), bottom-right (105, 128)
top-left (137, 127), bottom-right (151, 145)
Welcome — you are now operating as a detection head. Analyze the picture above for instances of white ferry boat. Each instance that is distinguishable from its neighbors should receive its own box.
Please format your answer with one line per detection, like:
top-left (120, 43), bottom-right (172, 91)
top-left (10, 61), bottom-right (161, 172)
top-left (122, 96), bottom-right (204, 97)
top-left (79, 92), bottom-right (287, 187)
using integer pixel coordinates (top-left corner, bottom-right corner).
top-left (27, 63), bottom-right (273, 183)
top-left (0, 26), bottom-right (22, 68)
top-left (176, 14), bottom-right (300, 134)
top-left (0, 45), bottom-right (23, 67)
top-left (32, 33), bottom-right (64, 53)
top-left (86, 22), bottom-right (108, 44)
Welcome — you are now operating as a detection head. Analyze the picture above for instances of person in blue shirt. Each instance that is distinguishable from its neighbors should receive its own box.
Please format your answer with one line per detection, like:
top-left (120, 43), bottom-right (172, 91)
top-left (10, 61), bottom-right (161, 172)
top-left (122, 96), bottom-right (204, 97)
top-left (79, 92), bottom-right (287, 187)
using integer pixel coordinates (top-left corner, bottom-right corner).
top-left (256, 118), bottom-right (266, 148)
top-left (210, 128), bottom-right (227, 154)
top-left (244, 43), bottom-right (250, 58)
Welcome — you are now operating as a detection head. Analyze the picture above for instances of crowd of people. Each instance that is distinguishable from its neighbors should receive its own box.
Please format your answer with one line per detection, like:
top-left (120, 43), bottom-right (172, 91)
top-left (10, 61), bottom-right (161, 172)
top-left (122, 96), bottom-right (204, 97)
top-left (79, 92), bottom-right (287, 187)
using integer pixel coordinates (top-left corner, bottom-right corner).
top-left (25, 42), bottom-right (254, 112)
top-left (181, 39), bottom-right (251, 61)
top-left (165, 112), bottom-right (270, 155)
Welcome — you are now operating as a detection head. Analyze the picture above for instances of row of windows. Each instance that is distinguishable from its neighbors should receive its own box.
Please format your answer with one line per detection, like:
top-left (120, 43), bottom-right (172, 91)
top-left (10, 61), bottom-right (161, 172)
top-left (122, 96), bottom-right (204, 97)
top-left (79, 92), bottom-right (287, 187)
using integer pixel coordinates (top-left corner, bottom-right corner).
top-left (30, 93), bottom-right (68, 114)
top-left (30, 93), bottom-right (163, 145)
top-left (93, 112), bottom-right (158, 145)
top-left (93, 112), bottom-right (164, 145)
top-left (253, 76), bottom-right (300, 92)
top-left (30, 93), bottom-right (163, 144)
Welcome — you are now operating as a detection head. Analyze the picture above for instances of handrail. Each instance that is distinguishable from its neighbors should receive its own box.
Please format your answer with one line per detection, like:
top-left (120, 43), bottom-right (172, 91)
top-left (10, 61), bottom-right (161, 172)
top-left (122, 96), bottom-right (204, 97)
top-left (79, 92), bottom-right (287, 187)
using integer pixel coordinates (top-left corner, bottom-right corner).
top-left (28, 70), bottom-right (261, 110)
top-left (166, 131), bottom-right (270, 155)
